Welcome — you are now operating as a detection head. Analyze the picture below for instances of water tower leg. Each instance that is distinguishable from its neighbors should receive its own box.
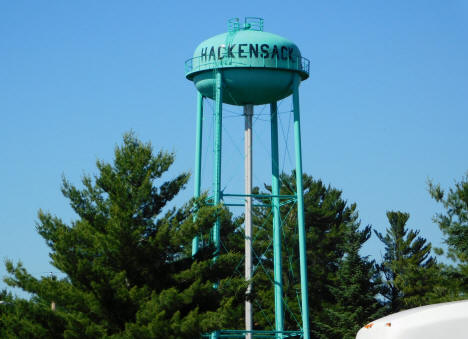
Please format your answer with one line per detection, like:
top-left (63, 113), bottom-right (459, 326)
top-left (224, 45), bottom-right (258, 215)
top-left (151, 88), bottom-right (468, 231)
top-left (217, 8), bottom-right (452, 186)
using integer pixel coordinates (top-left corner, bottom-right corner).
top-left (244, 104), bottom-right (254, 339)
top-left (212, 71), bottom-right (223, 260)
top-left (192, 92), bottom-right (204, 257)
top-left (292, 75), bottom-right (311, 339)
top-left (270, 101), bottom-right (284, 337)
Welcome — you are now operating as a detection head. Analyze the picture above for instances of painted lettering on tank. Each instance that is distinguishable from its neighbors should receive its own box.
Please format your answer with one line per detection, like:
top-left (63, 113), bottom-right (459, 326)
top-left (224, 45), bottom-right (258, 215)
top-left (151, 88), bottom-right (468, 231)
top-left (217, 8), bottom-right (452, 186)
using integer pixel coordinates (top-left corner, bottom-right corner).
top-left (227, 44), bottom-right (236, 58)
top-left (271, 45), bottom-right (279, 59)
top-left (260, 44), bottom-right (269, 58)
top-left (249, 44), bottom-right (258, 58)
top-left (201, 48), bottom-right (207, 61)
top-left (238, 44), bottom-right (248, 58)
top-left (281, 46), bottom-right (288, 60)
top-left (218, 46), bottom-right (225, 59)
top-left (200, 44), bottom-right (297, 61)
top-left (208, 47), bottom-right (216, 60)
top-left (288, 48), bottom-right (294, 62)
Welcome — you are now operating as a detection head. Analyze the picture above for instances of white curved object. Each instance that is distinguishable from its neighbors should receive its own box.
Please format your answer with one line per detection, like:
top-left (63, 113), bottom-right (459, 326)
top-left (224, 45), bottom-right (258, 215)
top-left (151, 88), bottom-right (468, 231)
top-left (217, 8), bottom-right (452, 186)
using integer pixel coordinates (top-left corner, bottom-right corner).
top-left (356, 300), bottom-right (468, 339)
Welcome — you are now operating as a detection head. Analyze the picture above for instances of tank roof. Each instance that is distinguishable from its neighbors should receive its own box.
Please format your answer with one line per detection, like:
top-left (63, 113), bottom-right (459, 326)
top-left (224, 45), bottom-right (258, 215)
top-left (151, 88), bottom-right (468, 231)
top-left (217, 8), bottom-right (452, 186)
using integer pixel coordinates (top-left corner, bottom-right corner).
top-left (185, 18), bottom-right (309, 81)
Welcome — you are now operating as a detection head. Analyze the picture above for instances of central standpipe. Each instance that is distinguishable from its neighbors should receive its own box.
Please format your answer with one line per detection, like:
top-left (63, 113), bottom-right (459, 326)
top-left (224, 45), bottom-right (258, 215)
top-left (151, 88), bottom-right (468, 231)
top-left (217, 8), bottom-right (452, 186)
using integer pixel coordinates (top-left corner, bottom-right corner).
top-left (244, 104), bottom-right (253, 339)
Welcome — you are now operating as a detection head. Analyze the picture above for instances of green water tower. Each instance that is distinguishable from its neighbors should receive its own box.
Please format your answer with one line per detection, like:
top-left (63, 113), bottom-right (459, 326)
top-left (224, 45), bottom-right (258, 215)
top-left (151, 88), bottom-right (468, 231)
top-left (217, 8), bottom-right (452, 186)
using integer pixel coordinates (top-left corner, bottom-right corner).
top-left (186, 17), bottom-right (311, 339)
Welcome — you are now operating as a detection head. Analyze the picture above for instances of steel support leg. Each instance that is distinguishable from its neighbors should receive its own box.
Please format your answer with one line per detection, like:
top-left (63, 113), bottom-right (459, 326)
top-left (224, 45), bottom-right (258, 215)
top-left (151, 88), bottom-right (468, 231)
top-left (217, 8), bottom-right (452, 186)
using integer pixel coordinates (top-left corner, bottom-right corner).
top-left (192, 92), bottom-right (204, 257)
top-left (292, 75), bottom-right (310, 339)
top-left (271, 101), bottom-right (284, 337)
top-left (213, 71), bottom-right (222, 260)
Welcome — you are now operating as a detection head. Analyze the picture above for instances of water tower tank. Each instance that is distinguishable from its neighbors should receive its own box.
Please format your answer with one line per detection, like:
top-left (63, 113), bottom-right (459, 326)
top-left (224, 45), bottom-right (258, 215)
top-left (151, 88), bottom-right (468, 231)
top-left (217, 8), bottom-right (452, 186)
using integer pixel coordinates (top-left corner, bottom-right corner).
top-left (185, 17), bottom-right (309, 105)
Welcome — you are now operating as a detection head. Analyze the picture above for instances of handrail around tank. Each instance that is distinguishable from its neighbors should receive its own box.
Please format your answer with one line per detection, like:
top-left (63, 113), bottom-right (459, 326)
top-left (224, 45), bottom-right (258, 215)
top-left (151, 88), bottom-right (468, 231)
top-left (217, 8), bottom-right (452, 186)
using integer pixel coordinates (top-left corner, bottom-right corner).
top-left (185, 52), bottom-right (310, 79)
top-left (227, 17), bottom-right (264, 32)
top-left (244, 17), bottom-right (264, 31)
top-left (227, 18), bottom-right (240, 32)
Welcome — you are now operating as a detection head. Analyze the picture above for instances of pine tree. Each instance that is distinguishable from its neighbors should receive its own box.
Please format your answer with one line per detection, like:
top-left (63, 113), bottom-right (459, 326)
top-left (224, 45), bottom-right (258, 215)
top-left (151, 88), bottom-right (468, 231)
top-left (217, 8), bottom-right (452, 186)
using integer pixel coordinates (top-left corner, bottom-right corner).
top-left (3, 133), bottom-right (244, 338)
top-left (252, 173), bottom-right (383, 338)
top-left (320, 224), bottom-right (384, 339)
top-left (375, 211), bottom-right (435, 313)
top-left (429, 172), bottom-right (468, 295)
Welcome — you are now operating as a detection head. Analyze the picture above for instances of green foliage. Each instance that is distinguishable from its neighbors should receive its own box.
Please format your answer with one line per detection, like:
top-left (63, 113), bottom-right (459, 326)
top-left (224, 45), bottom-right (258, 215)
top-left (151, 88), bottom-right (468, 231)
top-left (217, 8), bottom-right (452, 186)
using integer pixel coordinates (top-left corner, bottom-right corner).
top-left (0, 289), bottom-right (67, 339)
top-left (3, 133), bottom-right (243, 338)
top-left (429, 172), bottom-right (468, 295)
top-left (5, 132), bottom-right (464, 338)
top-left (429, 174), bottom-right (468, 260)
top-left (252, 173), bottom-right (383, 338)
top-left (375, 211), bottom-right (438, 312)
top-left (319, 224), bottom-right (384, 339)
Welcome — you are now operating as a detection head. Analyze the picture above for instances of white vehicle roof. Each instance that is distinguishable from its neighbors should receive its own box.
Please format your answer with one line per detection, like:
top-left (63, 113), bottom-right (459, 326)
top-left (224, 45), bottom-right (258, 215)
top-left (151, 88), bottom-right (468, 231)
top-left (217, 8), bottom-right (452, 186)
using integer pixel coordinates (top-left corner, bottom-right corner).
top-left (356, 299), bottom-right (468, 339)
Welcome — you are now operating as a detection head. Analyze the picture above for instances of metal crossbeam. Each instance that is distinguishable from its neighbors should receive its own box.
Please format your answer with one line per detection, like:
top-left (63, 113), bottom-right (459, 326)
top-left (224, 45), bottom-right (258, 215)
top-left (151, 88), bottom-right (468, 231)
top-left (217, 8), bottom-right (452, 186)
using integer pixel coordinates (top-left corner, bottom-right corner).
top-left (202, 329), bottom-right (303, 338)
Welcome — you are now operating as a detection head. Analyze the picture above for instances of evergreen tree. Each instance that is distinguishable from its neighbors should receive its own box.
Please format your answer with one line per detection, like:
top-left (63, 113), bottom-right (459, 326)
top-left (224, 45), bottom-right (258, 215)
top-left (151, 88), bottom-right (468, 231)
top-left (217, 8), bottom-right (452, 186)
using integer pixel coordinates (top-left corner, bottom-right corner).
top-left (319, 224), bottom-right (384, 339)
top-left (375, 211), bottom-right (435, 313)
top-left (3, 133), bottom-right (244, 338)
top-left (252, 173), bottom-right (383, 338)
top-left (1, 286), bottom-right (70, 339)
top-left (429, 172), bottom-right (468, 293)
top-left (1, 290), bottom-right (47, 339)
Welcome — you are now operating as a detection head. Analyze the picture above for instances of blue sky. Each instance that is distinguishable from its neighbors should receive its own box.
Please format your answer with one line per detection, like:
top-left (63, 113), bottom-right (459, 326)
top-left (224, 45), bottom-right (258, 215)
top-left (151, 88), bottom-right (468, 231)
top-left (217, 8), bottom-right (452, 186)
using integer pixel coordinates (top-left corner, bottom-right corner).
top-left (1, 1), bottom-right (467, 295)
